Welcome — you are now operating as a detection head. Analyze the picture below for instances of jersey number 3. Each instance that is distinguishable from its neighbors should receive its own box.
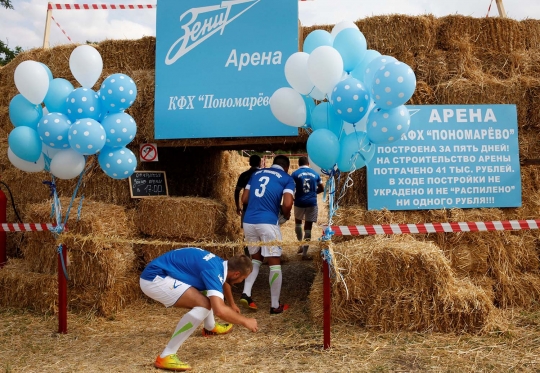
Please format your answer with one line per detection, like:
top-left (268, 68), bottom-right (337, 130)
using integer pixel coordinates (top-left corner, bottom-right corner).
top-left (255, 176), bottom-right (270, 197)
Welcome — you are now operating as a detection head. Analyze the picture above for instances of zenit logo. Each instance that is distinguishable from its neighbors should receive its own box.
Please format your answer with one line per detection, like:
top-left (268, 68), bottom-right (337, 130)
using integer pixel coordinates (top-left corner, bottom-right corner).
top-left (165, 0), bottom-right (260, 65)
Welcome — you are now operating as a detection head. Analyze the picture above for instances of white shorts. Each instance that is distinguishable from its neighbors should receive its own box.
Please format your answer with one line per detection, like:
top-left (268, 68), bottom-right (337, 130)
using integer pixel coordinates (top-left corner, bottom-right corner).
top-left (140, 275), bottom-right (191, 307)
top-left (243, 223), bottom-right (283, 257)
top-left (294, 205), bottom-right (319, 223)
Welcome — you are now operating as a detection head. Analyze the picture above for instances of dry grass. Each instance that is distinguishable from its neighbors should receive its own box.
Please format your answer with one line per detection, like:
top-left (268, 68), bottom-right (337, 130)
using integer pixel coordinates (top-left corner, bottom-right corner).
top-left (1, 257), bottom-right (540, 373)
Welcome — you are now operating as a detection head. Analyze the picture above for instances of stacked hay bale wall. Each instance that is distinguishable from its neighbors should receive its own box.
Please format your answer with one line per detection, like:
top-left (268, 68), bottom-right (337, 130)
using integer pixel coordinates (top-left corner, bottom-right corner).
top-left (0, 198), bottom-right (140, 317)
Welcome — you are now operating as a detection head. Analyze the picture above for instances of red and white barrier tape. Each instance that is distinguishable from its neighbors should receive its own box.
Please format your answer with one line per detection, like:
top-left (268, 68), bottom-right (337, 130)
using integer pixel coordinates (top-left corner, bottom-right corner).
top-left (51, 15), bottom-right (73, 42)
top-left (327, 220), bottom-right (540, 236)
top-left (0, 223), bottom-right (59, 232)
top-left (49, 3), bottom-right (156, 10)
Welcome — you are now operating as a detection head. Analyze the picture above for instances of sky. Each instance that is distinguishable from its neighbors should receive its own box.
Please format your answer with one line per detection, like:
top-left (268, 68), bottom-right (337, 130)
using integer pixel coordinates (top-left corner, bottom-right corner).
top-left (0, 0), bottom-right (540, 51)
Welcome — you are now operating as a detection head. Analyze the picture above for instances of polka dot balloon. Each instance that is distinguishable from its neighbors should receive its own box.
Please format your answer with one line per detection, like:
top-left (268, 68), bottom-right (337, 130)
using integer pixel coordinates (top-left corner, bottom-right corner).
top-left (68, 118), bottom-right (106, 155)
top-left (363, 55), bottom-right (396, 92)
top-left (366, 105), bottom-right (411, 144)
top-left (371, 61), bottom-right (416, 110)
top-left (98, 146), bottom-right (137, 179)
top-left (330, 77), bottom-right (370, 124)
top-left (65, 88), bottom-right (101, 122)
top-left (100, 73), bottom-right (137, 114)
top-left (37, 112), bottom-right (72, 149)
top-left (100, 112), bottom-right (137, 147)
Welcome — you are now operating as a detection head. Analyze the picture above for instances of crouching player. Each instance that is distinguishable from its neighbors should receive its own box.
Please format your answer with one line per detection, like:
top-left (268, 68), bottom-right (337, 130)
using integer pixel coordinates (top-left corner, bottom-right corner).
top-left (140, 248), bottom-right (258, 371)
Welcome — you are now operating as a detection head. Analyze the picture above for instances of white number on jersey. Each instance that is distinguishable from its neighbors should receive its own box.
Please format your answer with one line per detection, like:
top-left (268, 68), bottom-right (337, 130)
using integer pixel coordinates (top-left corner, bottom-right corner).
top-left (203, 253), bottom-right (216, 261)
top-left (255, 176), bottom-right (270, 197)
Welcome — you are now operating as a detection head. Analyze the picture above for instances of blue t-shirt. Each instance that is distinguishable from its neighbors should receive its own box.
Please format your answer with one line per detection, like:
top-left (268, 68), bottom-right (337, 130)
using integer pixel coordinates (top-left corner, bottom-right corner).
top-left (140, 247), bottom-right (226, 299)
top-left (243, 165), bottom-right (295, 225)
top-left (292, 166), bottom-right (322, 208)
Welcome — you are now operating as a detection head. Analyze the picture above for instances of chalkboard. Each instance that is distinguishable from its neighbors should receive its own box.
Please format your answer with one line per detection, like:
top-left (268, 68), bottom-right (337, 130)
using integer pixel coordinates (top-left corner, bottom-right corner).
top-left (128, 171), bottom-right (169, 198)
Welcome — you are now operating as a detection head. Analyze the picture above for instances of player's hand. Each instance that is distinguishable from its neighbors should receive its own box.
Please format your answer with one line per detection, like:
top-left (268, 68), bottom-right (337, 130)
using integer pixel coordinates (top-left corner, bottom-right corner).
top-left (231, 303), bottom-right (241, 314)
top-left (244, 318), bottom-right (258, 332)
top-left (236, 207), bottom-right (242, 216)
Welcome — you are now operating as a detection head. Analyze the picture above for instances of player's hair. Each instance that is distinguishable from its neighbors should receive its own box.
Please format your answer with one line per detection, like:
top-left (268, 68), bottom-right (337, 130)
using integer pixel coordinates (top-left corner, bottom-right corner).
top-left (273, 155), bottom-right (290, 169)
top-left (228, 254), bottom-right (253, 275)
top-left (298, 156), bottom-right (309, 166)
top-left (249, 154), bottom-right (261, 167)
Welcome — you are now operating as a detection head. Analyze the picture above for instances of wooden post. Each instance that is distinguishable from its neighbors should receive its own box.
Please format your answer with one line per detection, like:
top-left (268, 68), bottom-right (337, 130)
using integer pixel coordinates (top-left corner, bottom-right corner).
top-left (43, 2), bottom-right (53, 49)
top-left (495, 0), bottom-right (507, 18)
top-left (298, 19), bottom-right (303, 52)
top-left (323, 257), bottom-right (331, 349)
top-left (58, 244), bottom-right (67, 334)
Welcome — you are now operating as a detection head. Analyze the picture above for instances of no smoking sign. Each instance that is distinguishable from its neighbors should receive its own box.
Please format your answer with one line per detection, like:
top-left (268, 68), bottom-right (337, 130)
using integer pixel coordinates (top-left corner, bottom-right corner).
top-left (139, 143), bottom-right (159, 162)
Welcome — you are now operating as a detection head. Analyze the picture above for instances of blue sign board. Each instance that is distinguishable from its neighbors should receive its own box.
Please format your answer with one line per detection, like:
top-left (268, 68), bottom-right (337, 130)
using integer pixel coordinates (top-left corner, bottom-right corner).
top-left (367, 105), bottom-right (521, 210)
top-left (154, 0), bottom-right (298, 139)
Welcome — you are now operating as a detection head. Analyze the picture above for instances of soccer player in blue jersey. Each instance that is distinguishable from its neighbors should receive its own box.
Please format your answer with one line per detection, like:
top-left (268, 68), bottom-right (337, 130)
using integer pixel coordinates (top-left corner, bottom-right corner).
top-left (239, 155), bottom-right (295, 314)
top-left (291, 156), bottom-right (324, 260)
top-left (140, 248), bottom-right (258, 371)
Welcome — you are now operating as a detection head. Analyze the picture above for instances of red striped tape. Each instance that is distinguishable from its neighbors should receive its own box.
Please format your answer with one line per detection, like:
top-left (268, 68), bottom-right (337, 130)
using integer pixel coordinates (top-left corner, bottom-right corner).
top-left (0, 223), bottom-right (60, 232)
top-left (49, 4), bottom-right (156, 10)
top-left (327, 220), bottom-right (540, 236)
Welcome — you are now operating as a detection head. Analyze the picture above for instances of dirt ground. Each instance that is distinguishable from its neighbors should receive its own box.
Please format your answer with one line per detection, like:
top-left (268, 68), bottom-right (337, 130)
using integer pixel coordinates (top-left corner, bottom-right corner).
top-left (2, 201), bottom-right (540, 372)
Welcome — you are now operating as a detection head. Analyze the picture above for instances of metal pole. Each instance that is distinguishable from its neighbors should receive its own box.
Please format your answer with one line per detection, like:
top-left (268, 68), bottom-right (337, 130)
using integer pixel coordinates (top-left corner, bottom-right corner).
top-left (323, 257), bottom-right (331, 349)
top-left (43, 3), bottom-right (53, 48)
top-left (58, 244), bottom-right (67, 333)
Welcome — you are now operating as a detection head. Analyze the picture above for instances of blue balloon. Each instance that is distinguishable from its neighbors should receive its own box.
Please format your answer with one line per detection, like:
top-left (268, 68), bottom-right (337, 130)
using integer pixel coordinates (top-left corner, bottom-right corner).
top-left (303, 30), bottom-right (333, 54)
top-left (310, 102), bottom-right (343, 136)
top-left (8, 126), bottom-right (42, 162)
top-left (330, 77), bottom-right (371, 124)
top-left (371, 61), bottom-right (417, 109)
top-left (302, 95), bottom-right (316, 127)
top-left (98, 146), bottom-right (137, 179)
top-left (366, 105), bottom-right (411, 144)
top-left (307, 129), bottom-right (340, 170)
top-left (66, 88), bottom-right (101, 122)
top-left (37, 112), bottom-right (72, 149)
top-left (9, 94), bottom-right (43, 129)
top-left (337, 131), bottom-right (375, 172)
top-left (101, 112), bottom-right (137, 147)
top-left (333, 28), bottom-right (367, 73)
top-left (351, 49), bottom-right (381, 82)
top-left (99, 73), bottom-right (137, 114)
top-left (44, 78), bottom-right (74, 114)
top-left (363, 55), bottom-right (397, 92)
top-left (68, 118), bottom-right (106, 155)
top-left (39, 62), bottom-right (53, 81)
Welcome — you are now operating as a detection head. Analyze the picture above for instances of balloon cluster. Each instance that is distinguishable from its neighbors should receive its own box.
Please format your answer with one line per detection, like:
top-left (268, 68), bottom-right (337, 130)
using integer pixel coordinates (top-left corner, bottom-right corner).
top-left (7, 45), bottom-right (138, 180)
top-left (270, 21), bottom-right (416, 173)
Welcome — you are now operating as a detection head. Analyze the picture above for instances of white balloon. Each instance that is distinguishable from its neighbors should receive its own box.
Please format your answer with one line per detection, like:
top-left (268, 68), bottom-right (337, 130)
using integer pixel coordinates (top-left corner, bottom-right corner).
top-left (269, 87), bottom-right (306, 127)
top-left (307, 46), bottom-right (344, 95)
top-left (309, 86), bottom-right (326, 101)
top-left (42, 143), bottom-right (62, 160)
top-left (50, 149), bottom-right (86, 179)
top-left (284, 52), bottom-right (314, 95)
top-left (69, 45), bottom-right (103, 88)
top-left (331, 20), bottom-right (359, 39)
top-left (8, 147), bottom-right (45, 173)
top-left (14, 61), bottom-right (50, 105)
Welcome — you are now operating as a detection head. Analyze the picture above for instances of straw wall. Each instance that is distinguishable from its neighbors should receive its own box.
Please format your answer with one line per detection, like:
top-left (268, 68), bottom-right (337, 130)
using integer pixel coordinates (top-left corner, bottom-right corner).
top-left (309, 236), bottom-right (494, 333)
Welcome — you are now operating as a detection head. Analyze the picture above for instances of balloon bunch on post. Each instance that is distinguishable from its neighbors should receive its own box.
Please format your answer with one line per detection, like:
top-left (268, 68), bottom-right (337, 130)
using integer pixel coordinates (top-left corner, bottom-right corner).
top-left (7, 45), bottom-right (138, 180)
top-left (270, 20), bottom-right (416, 174)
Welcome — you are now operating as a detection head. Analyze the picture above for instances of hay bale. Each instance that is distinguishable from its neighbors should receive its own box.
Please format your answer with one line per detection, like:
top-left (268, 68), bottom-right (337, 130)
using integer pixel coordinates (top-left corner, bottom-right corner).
top-left (494, 273), bottom-right (540, 309)
top-left (521, 19), bottom-right (540, 50)
top-left (135, 196), bottom-right (226, 240)
top-left (356, 15), bottom-right (438, 55)
top-left (437, 16), bottom-right (525, 53)
top-left (69, 272), bottom-right (141, 317)
top-left (126, 69), bottom-right (155, 144)
top-left (434, 77), bottom-right (528, 129)
top-left (309, 236), bottom-right (494, 332)
top-left (519, 128), bottom-right (540, 160)
top-left (523, 77), bottom-right (540, 129)
top-left (99, 37), bottom-right (156, 72)
top-left (21, 198), bottom-right (137, 289)
top-left (0, 259), bottom-right (58, 314)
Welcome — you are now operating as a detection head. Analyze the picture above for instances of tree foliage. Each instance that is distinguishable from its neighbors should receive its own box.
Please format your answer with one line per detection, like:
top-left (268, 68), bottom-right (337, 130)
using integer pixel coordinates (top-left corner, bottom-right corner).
top-left (0, 40), bottom-right (22, 65)
top-left (1, 0), bottom-right (13, 9)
